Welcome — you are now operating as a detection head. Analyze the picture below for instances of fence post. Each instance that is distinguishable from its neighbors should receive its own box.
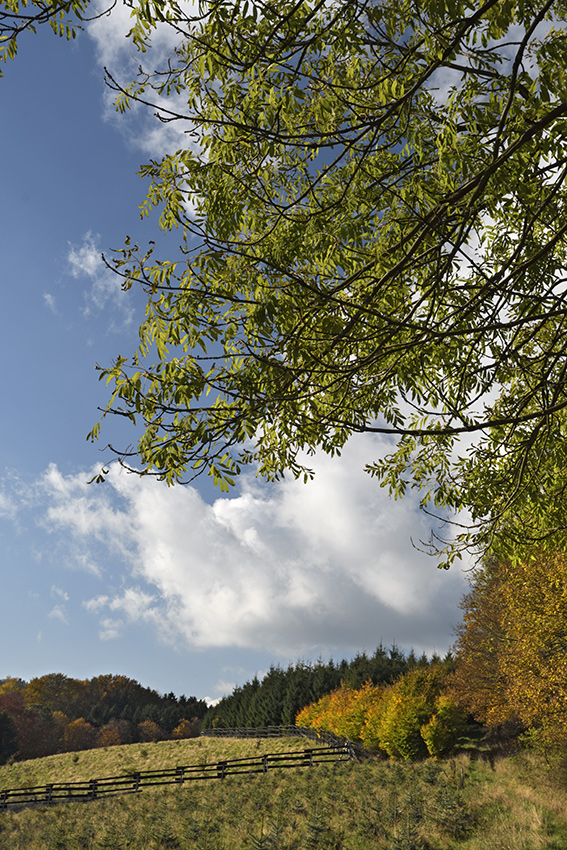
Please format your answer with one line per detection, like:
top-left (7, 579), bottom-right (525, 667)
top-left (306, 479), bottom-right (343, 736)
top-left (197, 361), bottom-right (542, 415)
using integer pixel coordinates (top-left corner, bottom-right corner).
top-left (217, 761), bottom-right (227, 780)
top-left (303, 749), bottom-right (314, 767)
top-left (1, 790), bottom-right (7, 811)
top-left (133, 773), bottom-right (141, 792)
top-left (89, 780), bottom-right (97, 800)
top-left (263, 755), bottom-right (269, 775)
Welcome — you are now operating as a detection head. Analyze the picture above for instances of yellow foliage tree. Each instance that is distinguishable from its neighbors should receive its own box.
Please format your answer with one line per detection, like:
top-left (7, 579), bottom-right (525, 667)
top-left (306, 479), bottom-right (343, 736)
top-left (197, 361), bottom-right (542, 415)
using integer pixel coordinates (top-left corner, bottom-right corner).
top-left (450, 562), bottom-right (516, 726)
top-left (452, 552), bottom-right (567, 742)
top-left (297, 664), bottom-right (464, 759)
top-left (296, 681), bottom-right (383, 742)
top-left (24, 674), bottom-right (88, 717)
top-left (367, 666), bottom-right (461, 760)
top-left (172, 718), bottom-right (201, 739)
top-left (0, 678), bottom-right (25, 697)
top-left (499, 554), bottom-right (567, 737)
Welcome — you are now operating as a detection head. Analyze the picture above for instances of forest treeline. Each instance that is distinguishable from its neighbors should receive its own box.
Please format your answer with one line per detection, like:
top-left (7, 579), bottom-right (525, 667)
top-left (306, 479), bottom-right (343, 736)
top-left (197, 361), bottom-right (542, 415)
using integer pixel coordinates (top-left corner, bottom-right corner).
top-left (0, 648), bottom-right (445, 764)
top-left (201, 645), bottom-right (447, 730)
top-left (0, 674), bottom-right (207, 764)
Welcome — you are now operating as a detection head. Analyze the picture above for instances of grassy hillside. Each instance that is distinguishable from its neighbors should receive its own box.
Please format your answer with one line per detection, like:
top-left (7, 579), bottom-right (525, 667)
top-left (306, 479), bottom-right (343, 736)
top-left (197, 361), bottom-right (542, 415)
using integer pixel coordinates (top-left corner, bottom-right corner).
top-left (0, 736), bottom-right (312, 790)
top-left (2, 737), bottom-right (567, 848)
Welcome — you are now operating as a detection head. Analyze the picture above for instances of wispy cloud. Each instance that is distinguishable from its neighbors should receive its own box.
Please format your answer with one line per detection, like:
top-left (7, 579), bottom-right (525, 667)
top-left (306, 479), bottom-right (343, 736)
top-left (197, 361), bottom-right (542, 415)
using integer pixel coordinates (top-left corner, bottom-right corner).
top-left (0, 490), bottom-right (17, 520)
top-left (51, 586), bottom-right (69, 602)
top-left (31, 436), bottom-right (468, 658)
top-left (99, 617), bottom-right (123, 641)
top-left (49, 605), bottom-right (69, 625)
top-left (43, 293), bottom-right (57, 313)
top-left (48, 586), bottom-right (70, 624)
top-left (67, 231), bottom-right (134, 329)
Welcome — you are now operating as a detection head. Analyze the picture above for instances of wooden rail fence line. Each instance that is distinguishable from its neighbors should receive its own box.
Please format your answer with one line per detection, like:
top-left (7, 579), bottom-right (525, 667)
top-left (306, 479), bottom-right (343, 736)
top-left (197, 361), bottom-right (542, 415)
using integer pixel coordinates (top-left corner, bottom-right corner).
top-left (0, 744), bottom-right (353, 812)
top-left (200, 726), bottom-right (365, 759)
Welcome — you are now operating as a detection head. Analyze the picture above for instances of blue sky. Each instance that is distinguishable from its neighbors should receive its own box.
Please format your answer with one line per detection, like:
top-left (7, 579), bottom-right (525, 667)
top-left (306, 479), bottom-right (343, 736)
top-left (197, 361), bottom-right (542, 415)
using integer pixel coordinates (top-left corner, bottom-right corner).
top-left (0, 5), bottom-right (469, 704)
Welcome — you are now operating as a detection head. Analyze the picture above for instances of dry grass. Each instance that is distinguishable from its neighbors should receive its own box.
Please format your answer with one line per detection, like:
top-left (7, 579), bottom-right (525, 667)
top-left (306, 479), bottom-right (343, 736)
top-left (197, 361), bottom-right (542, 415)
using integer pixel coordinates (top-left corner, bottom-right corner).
top-left (0, 735), bottom-right (310, 789)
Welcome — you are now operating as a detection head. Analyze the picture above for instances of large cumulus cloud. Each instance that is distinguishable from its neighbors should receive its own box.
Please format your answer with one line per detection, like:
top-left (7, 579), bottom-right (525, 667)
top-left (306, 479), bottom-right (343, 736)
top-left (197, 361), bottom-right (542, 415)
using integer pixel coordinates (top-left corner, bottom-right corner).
top-left (37, 434), bottom-right (468, 657)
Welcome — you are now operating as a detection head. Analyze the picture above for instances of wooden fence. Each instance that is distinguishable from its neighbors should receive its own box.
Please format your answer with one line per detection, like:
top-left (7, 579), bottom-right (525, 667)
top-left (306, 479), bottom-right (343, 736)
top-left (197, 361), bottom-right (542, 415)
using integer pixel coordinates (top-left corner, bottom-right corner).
top-left (200, 725), bottom-right (365, 759)
top-left (0, 744), bottom-right (354, 812)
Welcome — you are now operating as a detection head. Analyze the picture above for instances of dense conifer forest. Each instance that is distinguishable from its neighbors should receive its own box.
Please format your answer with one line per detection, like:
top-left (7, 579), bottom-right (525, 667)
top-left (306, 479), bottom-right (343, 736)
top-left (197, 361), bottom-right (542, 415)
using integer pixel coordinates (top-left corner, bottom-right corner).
top-left (202, 645), bottom-right (447, 730)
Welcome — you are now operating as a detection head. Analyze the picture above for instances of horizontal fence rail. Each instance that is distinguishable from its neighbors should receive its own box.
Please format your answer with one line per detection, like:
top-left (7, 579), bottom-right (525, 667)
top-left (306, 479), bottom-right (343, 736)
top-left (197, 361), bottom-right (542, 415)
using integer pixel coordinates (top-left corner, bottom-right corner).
top-left (0, 744), bottom-right (354, 812)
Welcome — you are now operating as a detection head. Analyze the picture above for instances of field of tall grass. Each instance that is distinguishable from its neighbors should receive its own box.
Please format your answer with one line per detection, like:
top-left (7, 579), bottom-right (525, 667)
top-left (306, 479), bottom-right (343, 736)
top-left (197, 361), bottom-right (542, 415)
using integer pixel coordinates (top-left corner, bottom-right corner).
top-left (2, 736), bottom-right (567, 849)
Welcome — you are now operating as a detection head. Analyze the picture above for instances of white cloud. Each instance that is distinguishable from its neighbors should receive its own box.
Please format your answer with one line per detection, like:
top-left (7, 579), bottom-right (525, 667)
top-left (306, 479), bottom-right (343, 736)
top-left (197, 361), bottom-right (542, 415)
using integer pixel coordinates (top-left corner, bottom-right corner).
top-left (43, 293), bottom-right (57, 313)
top-left (49, 604), bottom-right (68, 625)
top-left (83, 595), bottom-right (110, 613)
top-left (99, 617), bottom-right (123, 641)
top-left (51, 586), bottom-right (69, 602)
top-left (48, 586), bottom-right (70, 624)
top-left (35, 435), bottom-right (469, 658)
top-left (210, 680), bottom-right (238, 698)
top-left (85, 0), bottom-right (197, 157)
top-left (0, 491), bottom-right (16, 520)
top-left (67, 231), bottom-right (135, 328)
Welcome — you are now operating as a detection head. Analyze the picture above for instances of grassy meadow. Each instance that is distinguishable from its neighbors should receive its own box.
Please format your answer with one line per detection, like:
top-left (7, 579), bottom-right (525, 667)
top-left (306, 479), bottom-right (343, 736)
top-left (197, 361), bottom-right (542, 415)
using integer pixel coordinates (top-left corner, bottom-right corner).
top-left (1, 736), bottom-right (567, 848)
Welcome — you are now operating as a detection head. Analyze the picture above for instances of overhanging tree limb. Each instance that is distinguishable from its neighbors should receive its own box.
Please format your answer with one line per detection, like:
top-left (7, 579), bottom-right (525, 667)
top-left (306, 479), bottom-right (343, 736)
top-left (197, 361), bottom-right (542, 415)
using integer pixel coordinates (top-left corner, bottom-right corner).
top-left (6, 0), bottom-right (567, 564)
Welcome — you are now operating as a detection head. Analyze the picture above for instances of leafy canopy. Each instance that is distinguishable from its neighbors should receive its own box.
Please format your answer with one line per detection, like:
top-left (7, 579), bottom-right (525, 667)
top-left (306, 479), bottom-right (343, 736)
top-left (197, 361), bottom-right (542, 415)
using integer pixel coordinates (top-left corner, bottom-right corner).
top-left (0, 0), bottom-right (101, 71)
top-left (7, 0), bottom-right (567, 564)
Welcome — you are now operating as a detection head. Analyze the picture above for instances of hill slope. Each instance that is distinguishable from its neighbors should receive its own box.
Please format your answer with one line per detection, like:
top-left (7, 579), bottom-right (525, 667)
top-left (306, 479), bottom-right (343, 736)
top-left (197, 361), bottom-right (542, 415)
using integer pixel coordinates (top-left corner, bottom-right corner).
top-left (2, 737), bottom-right (567, 848)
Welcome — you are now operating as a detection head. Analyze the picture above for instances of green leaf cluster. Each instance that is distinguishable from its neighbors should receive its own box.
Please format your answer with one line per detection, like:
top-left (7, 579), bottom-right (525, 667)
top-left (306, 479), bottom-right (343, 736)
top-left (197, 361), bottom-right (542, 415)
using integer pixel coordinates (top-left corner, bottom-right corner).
top-left (0, 0), bottom-right (91, 73)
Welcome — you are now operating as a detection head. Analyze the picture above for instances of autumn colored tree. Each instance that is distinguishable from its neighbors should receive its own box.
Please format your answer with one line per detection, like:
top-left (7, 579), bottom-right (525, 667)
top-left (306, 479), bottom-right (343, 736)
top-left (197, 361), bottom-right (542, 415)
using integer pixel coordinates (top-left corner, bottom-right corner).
top-left (0, 710), bottom-right (18, 764)
top-left (50, 711), bottom-right (71, 752)
top-left (498, 553), bottom-right (567, 740)
top-left (420, 697), bottom-right (469, 759)
top-left (0, 673), bottom-right (207, 759)
top-left (367, 666), bottom-right (453, 760)
top-left (137, 720), bottom-right (165, 743)
top-left (0, 678), bottom-right (25, 697)
top-left (172, 718), bottom-right (201, 739)
top-left (296, 681), bottom-right (383, 743)
top-left (63, 718), bottom-right (98, 752)
top-left (297, 664), bottom-right (463, 758)
top-left (450, 562), bottom-right (516, 726)
top-left (24, 673), bottom-right (88, 718)
top-left (98, 719), bottom-right (134, 747)
top-left (452, 551), bottom-right (567, 746)
top-left (203, 650), bottom-right (411, 730)
top-left (0, 692), bottom-right (59, 759)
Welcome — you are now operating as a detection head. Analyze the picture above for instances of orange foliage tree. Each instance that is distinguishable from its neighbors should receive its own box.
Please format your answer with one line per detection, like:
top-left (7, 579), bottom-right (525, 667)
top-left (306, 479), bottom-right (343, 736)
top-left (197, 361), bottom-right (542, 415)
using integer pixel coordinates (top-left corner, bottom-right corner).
top-left (99, 719), bottom-right (134, 747)
top-left (137, 720), bottom-right (165, 742)
top-left (64, 718), bottom-right (98, 752)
